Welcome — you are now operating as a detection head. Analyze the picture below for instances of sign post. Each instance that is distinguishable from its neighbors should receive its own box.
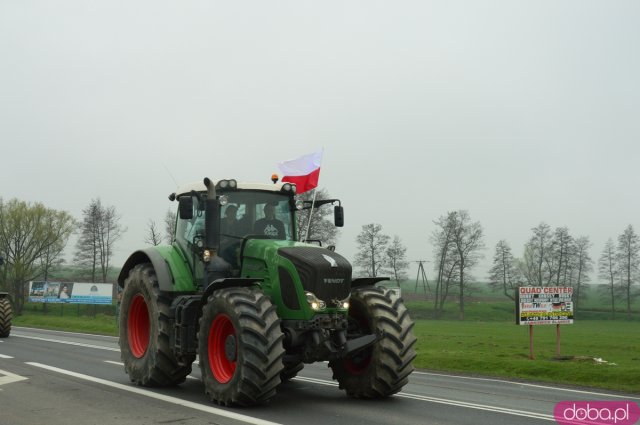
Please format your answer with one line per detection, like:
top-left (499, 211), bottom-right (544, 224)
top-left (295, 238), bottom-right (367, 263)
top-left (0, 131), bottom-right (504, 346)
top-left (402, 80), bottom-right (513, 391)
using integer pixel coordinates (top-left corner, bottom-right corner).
top-left (516, 287), bottom-right (573, 359)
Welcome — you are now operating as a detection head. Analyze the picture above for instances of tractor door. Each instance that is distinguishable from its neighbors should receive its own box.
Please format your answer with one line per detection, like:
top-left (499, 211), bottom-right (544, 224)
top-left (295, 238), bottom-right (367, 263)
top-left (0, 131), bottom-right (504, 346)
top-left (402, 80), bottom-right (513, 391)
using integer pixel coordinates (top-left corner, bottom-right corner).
top-left (175, 194), bottom-right (206, 284)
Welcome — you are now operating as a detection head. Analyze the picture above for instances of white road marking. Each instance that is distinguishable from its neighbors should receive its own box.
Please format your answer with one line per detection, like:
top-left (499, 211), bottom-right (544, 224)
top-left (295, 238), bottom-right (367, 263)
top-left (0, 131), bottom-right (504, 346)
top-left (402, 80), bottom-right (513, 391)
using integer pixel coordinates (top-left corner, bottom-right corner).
top-left (13, 326), bottom-right (118, 340)
top-left (12, 333), bottom-right (120, 352)
top-left (294, 376), bottom-right (554, 421)
top-left (0, 354), bottom-right (14, 359)
top-left (398, 392), bottom-right (554, 421)
top-left (0, 368), bottom-right (28, 386)
top-left (412, 371), bottom-right (640, 400)
top-left (27, 362), bottom-right (281, 425)
top-left (104, 360), bottom-right (199, 380)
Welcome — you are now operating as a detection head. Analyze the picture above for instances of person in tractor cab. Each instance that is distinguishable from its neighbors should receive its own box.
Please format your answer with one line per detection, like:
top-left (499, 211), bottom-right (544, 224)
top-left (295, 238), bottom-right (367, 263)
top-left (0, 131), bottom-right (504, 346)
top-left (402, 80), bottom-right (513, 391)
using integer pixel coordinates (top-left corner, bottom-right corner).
top-left (220, 204), bottom-right (242, 268)
top-left (254, 203), bottom-right (285, 239)
top-left (221, 205), bottom-right (240, 235)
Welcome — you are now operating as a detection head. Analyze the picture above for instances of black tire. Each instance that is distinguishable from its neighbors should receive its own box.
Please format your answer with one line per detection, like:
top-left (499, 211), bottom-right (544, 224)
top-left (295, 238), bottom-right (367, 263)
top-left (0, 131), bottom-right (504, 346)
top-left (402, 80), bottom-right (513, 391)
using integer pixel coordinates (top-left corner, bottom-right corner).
top-left (119, 263), bottom-right (194, 386)
top-left (280, 361), bottom-right (304, 382)
top-left (329, 286), bottom-right (417, 398)
top-left (198, 287), bottom-right (285, 406)
top-left (0, 297), bottom-right (12, 338)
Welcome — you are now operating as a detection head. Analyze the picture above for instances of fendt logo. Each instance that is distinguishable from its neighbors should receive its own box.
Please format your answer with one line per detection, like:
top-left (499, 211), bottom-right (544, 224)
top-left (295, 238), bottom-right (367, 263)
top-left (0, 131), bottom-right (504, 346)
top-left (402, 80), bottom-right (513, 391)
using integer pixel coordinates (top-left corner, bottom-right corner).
top-left (554, 401), bottom-right (640, 425)
top-left (321, 254), bottom-right (338, 268)
top-left (323, 278), bottom-right (344, 284)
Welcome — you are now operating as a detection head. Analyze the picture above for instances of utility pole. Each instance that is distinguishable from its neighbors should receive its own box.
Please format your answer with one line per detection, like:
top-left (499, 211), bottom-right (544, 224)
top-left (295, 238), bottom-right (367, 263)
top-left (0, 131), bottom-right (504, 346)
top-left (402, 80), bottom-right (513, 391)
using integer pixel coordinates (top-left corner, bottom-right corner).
top-left (414, 260), bottom-right (429, 295)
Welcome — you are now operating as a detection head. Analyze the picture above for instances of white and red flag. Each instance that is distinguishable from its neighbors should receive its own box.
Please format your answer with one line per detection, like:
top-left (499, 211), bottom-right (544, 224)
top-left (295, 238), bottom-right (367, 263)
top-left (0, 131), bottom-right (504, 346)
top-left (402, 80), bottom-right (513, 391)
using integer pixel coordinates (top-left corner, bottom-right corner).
top-left (277, 149), bottom-right (323, 194)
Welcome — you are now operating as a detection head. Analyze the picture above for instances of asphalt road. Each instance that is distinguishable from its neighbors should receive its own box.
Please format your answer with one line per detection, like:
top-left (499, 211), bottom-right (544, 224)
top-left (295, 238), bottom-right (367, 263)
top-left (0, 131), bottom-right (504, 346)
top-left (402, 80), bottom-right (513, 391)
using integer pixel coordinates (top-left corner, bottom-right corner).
top-left (1, 327), bottom-right (638, 425)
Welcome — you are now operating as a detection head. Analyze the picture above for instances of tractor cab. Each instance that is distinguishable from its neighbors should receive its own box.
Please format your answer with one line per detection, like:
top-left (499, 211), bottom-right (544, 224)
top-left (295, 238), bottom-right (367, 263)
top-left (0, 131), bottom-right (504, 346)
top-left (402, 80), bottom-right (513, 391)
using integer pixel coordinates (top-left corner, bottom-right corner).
top-left (172, 179), bottom-right (299, 281)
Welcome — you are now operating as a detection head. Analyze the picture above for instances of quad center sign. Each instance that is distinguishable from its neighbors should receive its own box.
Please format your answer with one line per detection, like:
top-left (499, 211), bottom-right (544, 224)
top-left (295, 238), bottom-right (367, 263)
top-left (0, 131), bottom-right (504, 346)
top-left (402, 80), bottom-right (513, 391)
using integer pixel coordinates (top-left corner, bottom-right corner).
top-left (516, 286), bottom-right (574, 325)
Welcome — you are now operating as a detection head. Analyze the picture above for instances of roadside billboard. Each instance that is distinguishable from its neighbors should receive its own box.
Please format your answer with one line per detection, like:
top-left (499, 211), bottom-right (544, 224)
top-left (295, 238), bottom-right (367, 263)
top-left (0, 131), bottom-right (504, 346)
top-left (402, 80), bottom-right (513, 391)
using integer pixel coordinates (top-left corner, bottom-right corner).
top-left (516, 286), bottom-right (574, 325)
top-left (28, 281), bottom-right (113, 305)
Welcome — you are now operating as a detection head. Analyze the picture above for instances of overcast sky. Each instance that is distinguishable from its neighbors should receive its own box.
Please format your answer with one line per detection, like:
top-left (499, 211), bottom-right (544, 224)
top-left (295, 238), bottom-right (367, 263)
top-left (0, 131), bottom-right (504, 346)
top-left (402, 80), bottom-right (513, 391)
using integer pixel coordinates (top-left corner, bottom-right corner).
top-left (1, 1), bottom-right (639, 282)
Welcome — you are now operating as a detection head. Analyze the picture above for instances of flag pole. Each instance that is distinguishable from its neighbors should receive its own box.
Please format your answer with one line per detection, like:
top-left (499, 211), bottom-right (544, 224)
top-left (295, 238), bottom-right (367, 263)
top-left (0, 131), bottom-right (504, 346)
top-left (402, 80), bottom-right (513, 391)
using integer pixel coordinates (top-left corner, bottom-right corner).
top-left (304, 189), bottom-right (317, 242)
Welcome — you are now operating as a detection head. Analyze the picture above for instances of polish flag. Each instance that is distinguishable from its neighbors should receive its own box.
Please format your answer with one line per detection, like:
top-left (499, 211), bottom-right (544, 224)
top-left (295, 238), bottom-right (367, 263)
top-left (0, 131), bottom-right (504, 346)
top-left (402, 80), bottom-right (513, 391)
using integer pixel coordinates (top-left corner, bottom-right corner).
top-left (277, 149), bottom-right (323, 194)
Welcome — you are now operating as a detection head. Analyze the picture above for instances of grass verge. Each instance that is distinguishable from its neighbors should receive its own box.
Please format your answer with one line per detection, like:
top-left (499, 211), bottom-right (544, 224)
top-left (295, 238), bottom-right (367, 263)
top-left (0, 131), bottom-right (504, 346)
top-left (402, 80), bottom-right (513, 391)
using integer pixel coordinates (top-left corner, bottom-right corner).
top-left (411, 319), bottom-right (640, 394)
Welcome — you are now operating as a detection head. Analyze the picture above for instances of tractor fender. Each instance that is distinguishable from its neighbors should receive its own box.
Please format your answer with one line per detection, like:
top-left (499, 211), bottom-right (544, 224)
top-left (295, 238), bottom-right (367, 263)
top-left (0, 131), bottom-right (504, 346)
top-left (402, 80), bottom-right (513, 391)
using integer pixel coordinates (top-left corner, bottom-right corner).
top-left (351, 277), bottom-right (390, 288)
top-left (118, 247), bottom-right (194, 292)
top-left (200, 278), bottom-right (262, 305)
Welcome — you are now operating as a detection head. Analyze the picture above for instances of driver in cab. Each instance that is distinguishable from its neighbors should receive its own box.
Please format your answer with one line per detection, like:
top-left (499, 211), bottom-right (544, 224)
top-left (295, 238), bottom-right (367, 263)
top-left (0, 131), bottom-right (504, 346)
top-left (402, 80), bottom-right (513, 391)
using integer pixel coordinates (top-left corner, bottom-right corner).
top-left (254, 203), bottom-right (285, 239)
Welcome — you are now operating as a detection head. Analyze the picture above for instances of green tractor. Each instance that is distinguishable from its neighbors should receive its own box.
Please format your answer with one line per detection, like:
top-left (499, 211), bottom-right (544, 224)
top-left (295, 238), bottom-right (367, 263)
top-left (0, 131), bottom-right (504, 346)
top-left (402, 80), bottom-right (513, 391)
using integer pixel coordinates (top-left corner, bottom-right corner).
top-left (118, 177), bottom-right (416, 406)
top-left (0, 255), bottom-right (12, 338)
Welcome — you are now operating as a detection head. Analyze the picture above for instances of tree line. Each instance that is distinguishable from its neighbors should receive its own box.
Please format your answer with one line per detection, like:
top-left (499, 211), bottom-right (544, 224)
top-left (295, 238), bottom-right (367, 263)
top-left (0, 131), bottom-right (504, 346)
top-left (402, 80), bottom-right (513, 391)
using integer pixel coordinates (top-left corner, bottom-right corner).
top-left (352, 211), bottom-right (639, 320)
top-left (0, 198), bottom-right (124, 313)
top-left (489, 223), bottom-right (640, 319)
top-left (3, 190), bottom-right (639, 320)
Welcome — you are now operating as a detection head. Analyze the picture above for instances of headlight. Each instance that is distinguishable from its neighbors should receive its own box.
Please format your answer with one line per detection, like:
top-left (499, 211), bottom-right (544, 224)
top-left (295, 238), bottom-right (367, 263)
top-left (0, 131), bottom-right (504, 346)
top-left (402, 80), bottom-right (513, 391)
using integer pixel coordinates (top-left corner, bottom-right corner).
top-left (337, 296), bottom-right (350, 309)
top-left (305, 291), bottom-right (326, 311)
top-left (295, 199), bottom-right (304, 210)
top-left (203, 249), bottom-right (212, 262)
top-left (218, 195), bottom-right (229, 206)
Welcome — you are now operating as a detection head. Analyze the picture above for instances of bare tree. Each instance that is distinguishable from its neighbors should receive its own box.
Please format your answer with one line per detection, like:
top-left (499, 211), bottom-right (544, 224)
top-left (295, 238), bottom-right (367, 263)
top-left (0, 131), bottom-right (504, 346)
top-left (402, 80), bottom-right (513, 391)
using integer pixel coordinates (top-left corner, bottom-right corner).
top-left (75, 200), bottom-right (101, 282)
top-left (75, 199), bottom-right (124, 282)
top-left (354, 223), bottom-right (390, 277)
top-left (450, 210), bottom-right (484, 320)
top-left (431, 212), bottom-right (458, 318)
top-left (523, 222), bottom-right (553, 286)
top-left (0, 199), bottom-right (75, 313)
top-left (551, 226), bottom-right (574, 286)
top-left (617, 225), bottom-right (639, 319)
top-left (488, 240), bottom-right (520, 300)
top-left (145, 220), bottom-right (162, 246)
top-left (571, 236), bottom-right (592, 310)
top-left (598, 238), bottom-right (618, 318)
top-left (164, 209), bottom-right (176, 243)
top-left (385, 235), bottom-right (409, 285)
top-left (295, 188), bottom-right (339, 246)
top-left (97, 204), bottom-right (124, 282)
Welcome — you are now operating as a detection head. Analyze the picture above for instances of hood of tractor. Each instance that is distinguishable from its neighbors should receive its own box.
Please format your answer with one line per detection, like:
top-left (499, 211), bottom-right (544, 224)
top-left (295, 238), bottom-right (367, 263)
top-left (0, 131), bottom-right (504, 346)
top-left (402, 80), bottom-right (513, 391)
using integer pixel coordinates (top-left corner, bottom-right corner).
top-left (242, 239), bottom-right (352, 307)
top-left (277, 246), bottom-right (352, 303)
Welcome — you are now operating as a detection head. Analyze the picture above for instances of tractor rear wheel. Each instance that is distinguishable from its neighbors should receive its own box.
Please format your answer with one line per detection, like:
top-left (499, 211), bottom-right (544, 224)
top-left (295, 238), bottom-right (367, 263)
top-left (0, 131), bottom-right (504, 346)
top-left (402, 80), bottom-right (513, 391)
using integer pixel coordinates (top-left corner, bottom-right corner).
top-left (119, 263), bottom-right (193, 386)
top-left (0, 296), bottom-right (12, 338)
top-left (198, 287), bottom-right (285, 406)
top-left (329, 286), bottom-right (417, 398)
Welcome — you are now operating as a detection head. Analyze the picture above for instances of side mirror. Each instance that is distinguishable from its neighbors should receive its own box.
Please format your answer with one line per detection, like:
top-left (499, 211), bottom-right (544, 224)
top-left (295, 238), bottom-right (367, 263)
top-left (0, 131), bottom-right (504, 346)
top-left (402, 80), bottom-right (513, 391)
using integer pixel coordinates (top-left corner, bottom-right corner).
top-left (178, 197), bottom-right (194, 220)
top-left (334, 205), bottom-right (344, 227)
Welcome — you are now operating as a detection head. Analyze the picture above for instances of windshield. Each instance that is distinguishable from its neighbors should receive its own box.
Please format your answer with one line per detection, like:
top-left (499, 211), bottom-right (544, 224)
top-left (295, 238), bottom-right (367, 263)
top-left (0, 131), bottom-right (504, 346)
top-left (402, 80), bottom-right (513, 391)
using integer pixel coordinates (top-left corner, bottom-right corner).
top-left (220, 190), bottom-right (295, 241)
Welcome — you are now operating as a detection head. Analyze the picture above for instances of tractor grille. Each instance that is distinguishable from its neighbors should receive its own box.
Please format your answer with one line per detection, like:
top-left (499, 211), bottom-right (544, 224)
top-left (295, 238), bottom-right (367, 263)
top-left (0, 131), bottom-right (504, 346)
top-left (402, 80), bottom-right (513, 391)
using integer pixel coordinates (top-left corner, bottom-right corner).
top-left (278, 247), bottom-right (351, 303)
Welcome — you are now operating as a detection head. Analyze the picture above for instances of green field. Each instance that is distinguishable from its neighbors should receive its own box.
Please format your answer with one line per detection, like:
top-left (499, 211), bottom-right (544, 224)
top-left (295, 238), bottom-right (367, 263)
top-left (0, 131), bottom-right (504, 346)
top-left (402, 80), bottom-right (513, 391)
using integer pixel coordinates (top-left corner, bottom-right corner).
top-left (11, 282), bottom-right (640, 394)
top-left (411, 319), bottom-right (640, 393)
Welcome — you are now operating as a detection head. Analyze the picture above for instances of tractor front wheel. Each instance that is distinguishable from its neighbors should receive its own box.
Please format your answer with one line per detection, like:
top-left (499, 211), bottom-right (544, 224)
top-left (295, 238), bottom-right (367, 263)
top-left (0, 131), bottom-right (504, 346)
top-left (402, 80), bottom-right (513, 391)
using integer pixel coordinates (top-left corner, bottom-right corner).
top-left (119, 263), bottom-right (193, 386)
top-left (329, 286), bottom-right (417, 398)
top-left (198, 287), bottom-right (285, 406)
top-left (0, 296), bottom-right (12, 338)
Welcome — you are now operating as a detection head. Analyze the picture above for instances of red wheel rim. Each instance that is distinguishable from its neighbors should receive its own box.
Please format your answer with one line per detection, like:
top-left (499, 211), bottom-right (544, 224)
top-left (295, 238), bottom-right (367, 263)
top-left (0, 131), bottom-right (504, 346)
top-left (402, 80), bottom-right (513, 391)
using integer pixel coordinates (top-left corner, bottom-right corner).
top-left (128, 294), bottom-right (150, 358)
top-left (208, 314), bottom-right (237, 383)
